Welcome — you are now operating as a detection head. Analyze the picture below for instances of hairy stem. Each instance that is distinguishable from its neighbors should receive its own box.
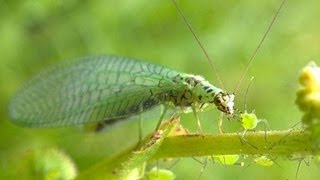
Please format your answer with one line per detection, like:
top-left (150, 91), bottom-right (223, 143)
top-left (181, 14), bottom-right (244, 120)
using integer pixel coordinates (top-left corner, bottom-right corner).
top-left (153, 129), bottom-right (317, 159)
top-left (77, 128), bottom-right (319, 179)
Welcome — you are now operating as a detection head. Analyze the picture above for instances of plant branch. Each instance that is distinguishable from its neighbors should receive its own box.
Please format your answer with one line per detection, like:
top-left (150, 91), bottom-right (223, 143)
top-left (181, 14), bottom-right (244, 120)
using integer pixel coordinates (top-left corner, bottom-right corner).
top-left (77, 122), bottom-right (319, 180)
top-left (153, 129), bottom-right (318, 159)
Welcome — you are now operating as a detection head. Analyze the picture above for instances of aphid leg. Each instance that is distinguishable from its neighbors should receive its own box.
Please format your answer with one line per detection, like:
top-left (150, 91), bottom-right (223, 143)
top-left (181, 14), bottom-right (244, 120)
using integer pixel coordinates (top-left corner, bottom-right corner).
top-left (191, 157), bottom-right (208, 180)
top-left (240, 129), bottom-right (248, 143)
top-left (196, 157), bottom-right (208, 180)
top-left (154, 106), bottom-right (168, 131)
top-left (259, 119), bottom-right (270, 142)
top-left (218, 112), bottom-right (224, 133)
top-left (295, 158), bottom-right (311, 180)
top-left (192, 157), bottom-right (204, 164)
top-left (221, 156), bottom-right (227, 167)
top-left (295, 159), bottom-right (303, 180)
top-left (240, 129), bottom-right (258, 150)
top-left (192, 106), bottom-right (202, 133)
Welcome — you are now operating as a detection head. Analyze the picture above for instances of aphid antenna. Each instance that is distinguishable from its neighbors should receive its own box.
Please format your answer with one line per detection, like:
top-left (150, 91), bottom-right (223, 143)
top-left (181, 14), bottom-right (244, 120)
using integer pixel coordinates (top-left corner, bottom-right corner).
top-left (244, 76), bottom-right (255, 112)
top-left (171, 0), bottom-right (225, 91)
top-left (233, 0), bottom-right (287, 95)
top-left (292, 156), bottom-right (311, 180)
top-left (192, 157), bottom-right (205, 165)
top-left (239, 76), bottom-right (270, 146)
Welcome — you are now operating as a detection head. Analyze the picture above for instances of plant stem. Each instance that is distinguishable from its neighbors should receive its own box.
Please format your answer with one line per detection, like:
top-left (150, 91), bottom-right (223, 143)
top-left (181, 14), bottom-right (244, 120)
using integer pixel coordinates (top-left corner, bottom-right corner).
top-left (153, 129), bottom-right (318, 159)
top-left (77, 129), bottom-right (319, 179)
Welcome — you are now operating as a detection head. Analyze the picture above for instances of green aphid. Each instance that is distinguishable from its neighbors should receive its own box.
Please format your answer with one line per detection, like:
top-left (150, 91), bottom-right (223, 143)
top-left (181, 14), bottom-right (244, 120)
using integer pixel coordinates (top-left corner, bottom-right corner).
top-left (239, 77), bottom-right (269, 147)
top-left (240, 110), bottom-right (269, 146)
top-left (239, 76), bottom-right (269, 145)
top-left (213, 155), bottom-right (240, 166)
top-left (254, 156), bottom-right (274, 166)
top-left (146, 167), bottom-right (176, 180)
top-left (240, 111), bottom-right (259, 130)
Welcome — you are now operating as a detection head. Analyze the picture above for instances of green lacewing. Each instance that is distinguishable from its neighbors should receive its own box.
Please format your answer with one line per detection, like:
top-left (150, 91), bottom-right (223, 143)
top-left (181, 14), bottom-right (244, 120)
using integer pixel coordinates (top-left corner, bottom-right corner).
top-left (8, 0), bottom-right (285, 131)
top-left (8, 55), bottom-right (233, 128)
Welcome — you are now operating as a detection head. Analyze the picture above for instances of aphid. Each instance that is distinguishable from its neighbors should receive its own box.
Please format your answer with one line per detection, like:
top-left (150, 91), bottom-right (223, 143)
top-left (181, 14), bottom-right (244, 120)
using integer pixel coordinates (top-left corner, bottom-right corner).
top-left (213, 155), bottom-right (240, 166)
top-left (146, 167), bottom-right (176, 180)
top-left (239, 77), bottom-right (270, 147)
top-left (240, 110), bottom-right (269, 144)
top-left (253, 156), bottom-right (274, 166)
top-left (195, 155), bottom-right (243, 179)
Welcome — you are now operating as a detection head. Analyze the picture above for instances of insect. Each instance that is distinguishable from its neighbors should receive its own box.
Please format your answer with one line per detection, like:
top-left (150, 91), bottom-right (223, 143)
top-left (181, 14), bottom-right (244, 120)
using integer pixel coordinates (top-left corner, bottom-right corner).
top-left (8, 0), bottom-right (285, 133)
top-left (8, 55), bottom-right (233, 131)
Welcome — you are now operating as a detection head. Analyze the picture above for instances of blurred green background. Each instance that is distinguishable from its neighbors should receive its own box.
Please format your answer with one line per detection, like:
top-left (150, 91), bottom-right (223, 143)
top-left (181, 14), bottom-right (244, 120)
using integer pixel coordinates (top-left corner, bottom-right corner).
top-left (1, 0), bottom-right (320, 179)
